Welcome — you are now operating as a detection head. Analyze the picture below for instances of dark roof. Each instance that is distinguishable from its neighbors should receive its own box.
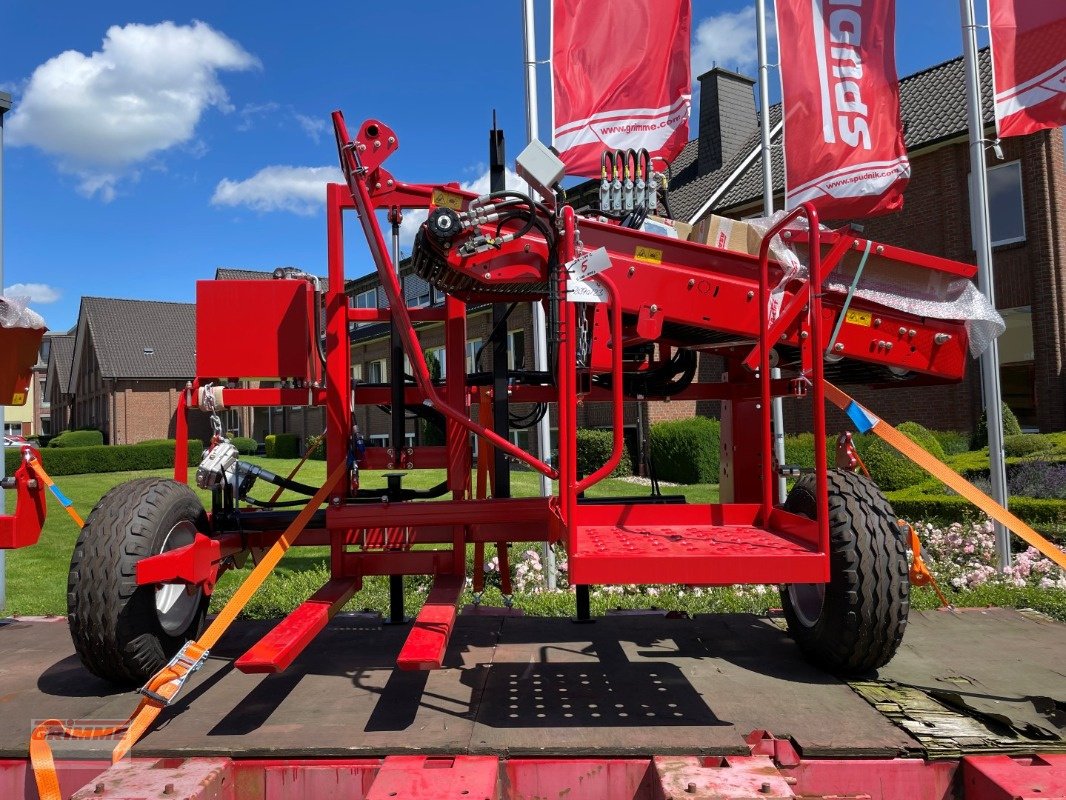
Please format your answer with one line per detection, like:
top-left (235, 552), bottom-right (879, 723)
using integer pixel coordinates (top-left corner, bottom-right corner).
top-left (47, 334), bottom-right (75, 395)
top-left (701, 49), bottom-right (995, 215)
top-left (75, 297), bottom-right (196, 382)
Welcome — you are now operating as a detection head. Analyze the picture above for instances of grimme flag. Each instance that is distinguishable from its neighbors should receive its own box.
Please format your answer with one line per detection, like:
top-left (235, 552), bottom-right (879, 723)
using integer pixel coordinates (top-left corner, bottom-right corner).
top-left (551, 0), bottom-right (691, 178)
top-left (989, 1), bottom-right (1066, 138)
top-left (776, 0), bottom-right (910, 217)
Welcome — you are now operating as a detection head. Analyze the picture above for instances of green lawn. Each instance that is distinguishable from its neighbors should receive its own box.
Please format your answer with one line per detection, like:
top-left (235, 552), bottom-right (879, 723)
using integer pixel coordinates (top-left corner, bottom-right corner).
top-left (5, 459), bottom-right (1064, 623)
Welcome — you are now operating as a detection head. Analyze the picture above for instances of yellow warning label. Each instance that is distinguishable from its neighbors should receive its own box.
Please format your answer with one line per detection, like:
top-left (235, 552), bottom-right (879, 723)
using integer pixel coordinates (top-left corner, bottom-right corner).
top-left (10, 392), bottom-right (25, 406)
top-left (634, 246), bottom-right (663, 265)
top-left (431, 189), bottom-right (463, 210)
top-left (845, 309), bottom-right (873, 327)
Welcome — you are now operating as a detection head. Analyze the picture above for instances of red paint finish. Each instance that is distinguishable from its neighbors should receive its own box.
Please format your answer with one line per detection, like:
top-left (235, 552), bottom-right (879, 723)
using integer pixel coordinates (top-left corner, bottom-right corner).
top-left (135, 533), bottom-right (221, 592)
top-left (366, 756), bottom-right (498, 800)
top-left (196, 280), bottom-right (320, 383)
top-left (962, 755), bottom-right (1066, 800)
top-left (0, 453), bottom-right (47, 549)
top-left (396, 574), bottom-right (464, 671)
top-left (0, 325), bottom-right (44, 407)
top-left (234, 577), bottom-right (361, 674)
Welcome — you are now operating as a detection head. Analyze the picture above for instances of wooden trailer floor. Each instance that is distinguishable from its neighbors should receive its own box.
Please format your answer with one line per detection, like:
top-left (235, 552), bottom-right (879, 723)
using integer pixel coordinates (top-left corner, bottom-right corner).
top-left (0, 607), bottom-right (1062, 761)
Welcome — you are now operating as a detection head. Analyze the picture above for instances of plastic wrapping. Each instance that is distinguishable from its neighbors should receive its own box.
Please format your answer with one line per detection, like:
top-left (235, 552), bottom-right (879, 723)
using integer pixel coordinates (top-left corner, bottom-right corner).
top-left (0, 294), bottom-right (46, 330)
top-left (745, 212), bottom-right (1005, 357)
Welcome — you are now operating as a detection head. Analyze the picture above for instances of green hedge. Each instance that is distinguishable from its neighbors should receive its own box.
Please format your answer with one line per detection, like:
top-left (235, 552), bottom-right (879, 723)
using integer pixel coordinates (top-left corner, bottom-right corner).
top-left (649, 417), bottom-right (720, 484)
top-left (5, 440), bottom-right (204, 477)
top-left (860, 421), bottom-right (945, 491)
top-left (306, 433), bottom-right (327, 461)
top-left (265, 433), bottom-right (300, 459)
top-left (1003, 434), bottom-right (1052, 457)
top-left (888, 488), bottom-right (1066, 529)
top-left (48, 429), bottom-right (104, 448)
top-left (932, 430), bottom-right (971, 457)
top-left (576, 428), bottom-right (632, 478)
top-left (783, 432), bottom-right (835, 470)
top-left (971, 402), bottom-right (1022, 449)
top-left (229, 436), bottom-right (258, 455)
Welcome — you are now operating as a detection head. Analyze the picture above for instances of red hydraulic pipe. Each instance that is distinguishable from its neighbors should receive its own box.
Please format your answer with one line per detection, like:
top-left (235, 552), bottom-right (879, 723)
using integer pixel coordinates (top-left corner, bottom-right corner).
top-left (575, 274), bottom-right (625, 494)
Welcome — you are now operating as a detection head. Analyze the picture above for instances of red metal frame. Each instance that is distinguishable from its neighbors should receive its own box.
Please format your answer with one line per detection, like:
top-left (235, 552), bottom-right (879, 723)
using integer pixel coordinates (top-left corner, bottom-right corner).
top-left (119, 112), bottom-right (986, 679)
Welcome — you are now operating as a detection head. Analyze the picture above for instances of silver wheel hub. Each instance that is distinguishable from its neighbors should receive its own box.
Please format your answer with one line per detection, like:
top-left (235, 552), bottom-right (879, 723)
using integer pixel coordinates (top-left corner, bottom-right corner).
top-left (154, 520), bottom-right (203, 635)
top-left (788, 582), bottom-right (826, 628)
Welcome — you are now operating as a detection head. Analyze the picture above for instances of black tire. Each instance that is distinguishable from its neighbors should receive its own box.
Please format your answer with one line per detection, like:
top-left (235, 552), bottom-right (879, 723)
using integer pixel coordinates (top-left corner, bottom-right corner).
top-left (67, 478), bottom-right (210, 685)
top-left (780, 469), bottom-right (909, 675)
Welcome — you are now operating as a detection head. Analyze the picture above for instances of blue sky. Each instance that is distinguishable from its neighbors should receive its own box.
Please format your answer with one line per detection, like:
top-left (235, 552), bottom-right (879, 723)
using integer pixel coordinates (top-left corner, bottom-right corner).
top-left (2, 0), bottom-right (980, 333)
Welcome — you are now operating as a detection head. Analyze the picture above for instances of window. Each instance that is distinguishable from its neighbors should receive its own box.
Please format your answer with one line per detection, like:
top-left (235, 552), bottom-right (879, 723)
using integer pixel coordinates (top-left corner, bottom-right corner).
top-left (404, 432), bottom-right (416, 448)
top-left (507, 330), bottom-right (525, 370)
top-left (367, 359), bottom-right (387, 384)
top-left (428, 346), bottom-right (446, 380)
top-left (354, 289), bottom-right (377, 309)
top-left (369, 434), bottom-right (389, 448)
top-left (465, 338), bottom-right (483, 374)
top-left (413, 292), bottom-right (431, 308)
top-left (4, 422), bottom-right (23, 437)
top-left (351, 363), bottom-right (363, 383)
top-left (431, 286), bottom-right (446, 306)
top-left (971, 160), bottom-right (1026, 247)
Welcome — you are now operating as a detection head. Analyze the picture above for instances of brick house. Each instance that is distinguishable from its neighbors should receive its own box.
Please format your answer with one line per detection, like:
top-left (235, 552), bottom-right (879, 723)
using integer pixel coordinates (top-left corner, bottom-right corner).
top-left (661, 52), bottom-right (1066, 434)
top-left (44, 333), bottom-right (74, 435)
top-left (60, 297), bottom-right (211, 444)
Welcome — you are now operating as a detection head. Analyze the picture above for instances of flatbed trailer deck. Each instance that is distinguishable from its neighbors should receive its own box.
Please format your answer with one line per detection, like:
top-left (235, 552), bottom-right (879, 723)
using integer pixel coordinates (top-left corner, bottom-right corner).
top-left (1, 607), bottom-right (1063, 798)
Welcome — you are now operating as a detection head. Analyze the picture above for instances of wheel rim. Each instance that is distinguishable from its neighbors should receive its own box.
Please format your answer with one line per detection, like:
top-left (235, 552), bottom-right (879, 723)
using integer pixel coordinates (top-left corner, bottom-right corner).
top-left (154, 520), bottom-right (202, 636)
top-left (788, 582), bottom-right (825, 629)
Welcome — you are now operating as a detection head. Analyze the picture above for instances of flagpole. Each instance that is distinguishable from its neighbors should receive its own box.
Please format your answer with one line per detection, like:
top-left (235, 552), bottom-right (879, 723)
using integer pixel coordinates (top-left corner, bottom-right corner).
top-left (523, 0), bottom-right (557, 589)
top-left (756, 0), bottom-right (787, 503)
top-left (960, 0), bottom-right (1011, 569)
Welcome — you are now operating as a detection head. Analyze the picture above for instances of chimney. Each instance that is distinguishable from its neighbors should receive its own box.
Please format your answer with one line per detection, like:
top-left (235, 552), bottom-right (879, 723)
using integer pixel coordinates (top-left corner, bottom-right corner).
top-left (697, 67), bottom-right (758, 176)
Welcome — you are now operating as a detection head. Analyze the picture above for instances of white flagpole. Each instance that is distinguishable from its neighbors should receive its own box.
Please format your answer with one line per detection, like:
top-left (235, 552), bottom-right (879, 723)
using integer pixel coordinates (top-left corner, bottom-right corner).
top-left (960, 0), bottom-right (1011, 569)
top-left (523, 0), bottom-right (557, 589)
top-left (756, 0), bottom-right (787, 503)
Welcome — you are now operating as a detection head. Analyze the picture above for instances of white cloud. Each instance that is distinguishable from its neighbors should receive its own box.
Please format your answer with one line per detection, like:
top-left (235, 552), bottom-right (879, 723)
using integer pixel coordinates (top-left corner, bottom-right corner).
top-left (7, 20), bottom-right (257, 199)
top-left (3, 283), bottom-right (61, 303)
top-left (211, 165), bottom-right (342, 215)
top-left (294, 113), bottom-right (327, 143)
top-left (692, 6), bottom-right (763, 76)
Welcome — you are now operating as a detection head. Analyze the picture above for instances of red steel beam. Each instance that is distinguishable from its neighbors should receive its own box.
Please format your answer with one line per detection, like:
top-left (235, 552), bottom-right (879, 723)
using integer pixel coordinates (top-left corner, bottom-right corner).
top-left (396, 573), bottom-right (464, 670)
top-left (234, 576), bottom-right (361, 674)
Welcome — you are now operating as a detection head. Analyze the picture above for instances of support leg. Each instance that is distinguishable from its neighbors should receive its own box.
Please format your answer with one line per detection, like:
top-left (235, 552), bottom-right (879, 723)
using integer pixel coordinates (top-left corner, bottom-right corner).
top-left (386, 574), bottom-right (408, 625)
top-left (573, 584), bottom-right (593, 623)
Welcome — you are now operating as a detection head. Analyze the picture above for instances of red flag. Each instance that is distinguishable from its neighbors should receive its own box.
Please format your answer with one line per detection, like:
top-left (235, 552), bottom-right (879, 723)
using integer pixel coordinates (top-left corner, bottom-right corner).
top-left (551, 0), bottom-right (691, 179)
top-left (989, 1), bottom-right (1066, 138)
top-left (776, 0), bottom-right (910, 218)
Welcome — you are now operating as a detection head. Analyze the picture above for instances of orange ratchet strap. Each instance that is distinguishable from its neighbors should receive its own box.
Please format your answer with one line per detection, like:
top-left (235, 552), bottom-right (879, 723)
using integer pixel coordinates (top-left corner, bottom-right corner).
top-left (25, 456), bottom-right (84, 528)
top-left (825, 381), bottom-right (1066, 571)
top-left (31, 463), bottom-right (345, 800)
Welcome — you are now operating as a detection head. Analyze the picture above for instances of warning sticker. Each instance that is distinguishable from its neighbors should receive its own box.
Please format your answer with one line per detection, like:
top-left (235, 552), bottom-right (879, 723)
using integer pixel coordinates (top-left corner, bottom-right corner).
top-left (431, 189), bottom-right (463, 210)
top-left (9, 393), bottom-right (24, 406)
top-left (845, 309), bottom-right (872, 327)
top-left (634, 246), bottom-right (663, 265)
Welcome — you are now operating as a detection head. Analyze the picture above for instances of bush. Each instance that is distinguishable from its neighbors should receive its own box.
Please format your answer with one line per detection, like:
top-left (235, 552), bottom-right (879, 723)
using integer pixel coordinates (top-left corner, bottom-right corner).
top-left (1003, 434), bottom-right (1052, 458)
top-left (932, 430), bottom-right (971, 456)
top-left (783, 432), bottom-right (835, 470)
top-left (306, 433), bottom-right (327, 461)
top-left (861, 421), bottom-right (944, 491)
top-left (576, 428), bottom-right (632, 478)
top-left (1008, 459), bottom-right (1066, 499)
top-left (229, 436), bottom-right (258, 455)
top-left (49, 429), bottom-right (104, 448)
top-left (649, 417), bottom-right (719, 484)
top-left (888, 487), bottom-right (1066, 529)
top-left (5, 439), bottom-right (204, 477)
top-left (265, 433), bottom-right (300, 459)
top-left (971, 402), bottom-right (1022, 449)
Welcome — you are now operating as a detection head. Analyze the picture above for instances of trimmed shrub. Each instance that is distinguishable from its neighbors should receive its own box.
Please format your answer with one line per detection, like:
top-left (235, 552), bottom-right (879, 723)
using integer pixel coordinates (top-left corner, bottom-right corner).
top-left (888, 487), bottom-right (1066, 531)
top-left (861, 421), bottom-right (944, 491)
top-left (971, 402), bottom-right (1022, 450)
top-left (783, 433), bottom-right (835, 470)
top-left (576, 428), bottom-right (633, 478)
top-left (932, 430), bottom-right (971, 457)
top-left (306, 433), bottom-right (327, 461)
top-left (649, 417), bottom-right (720, 484)
top-left (5, 440), bottom-right (203, 477)
top-left (229, 436), bottom-right (258, 455)
top-left (265, 433), bottom-right (300, 459)
top-left (1003, 434), bottom-right (1052, 458)
top-left (49, 429), bottom-right (104, 448)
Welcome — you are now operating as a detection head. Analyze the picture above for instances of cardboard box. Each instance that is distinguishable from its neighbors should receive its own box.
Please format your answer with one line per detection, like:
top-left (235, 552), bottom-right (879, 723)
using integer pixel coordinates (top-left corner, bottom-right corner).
top-left (641, 215), bottom-right (693, 241)
top-left (689, 214), bottom-right (763, 256)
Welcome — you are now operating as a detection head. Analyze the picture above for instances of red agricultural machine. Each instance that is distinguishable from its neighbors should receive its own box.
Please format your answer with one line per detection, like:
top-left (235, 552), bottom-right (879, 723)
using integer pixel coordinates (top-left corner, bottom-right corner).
top-left (7, 113), bottom-right (1063, 800)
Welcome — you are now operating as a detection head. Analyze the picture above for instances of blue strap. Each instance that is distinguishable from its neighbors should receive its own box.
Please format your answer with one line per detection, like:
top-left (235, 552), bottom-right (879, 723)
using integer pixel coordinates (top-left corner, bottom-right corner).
top-left (845, 401), bottom-right (880, 433)
top-left (48, 484), bottom-right (73, 507)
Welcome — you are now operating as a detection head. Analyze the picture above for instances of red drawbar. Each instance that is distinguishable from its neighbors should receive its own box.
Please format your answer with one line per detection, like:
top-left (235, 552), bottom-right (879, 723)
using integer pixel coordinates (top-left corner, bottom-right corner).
top-left (396, 574), bottom-right (464, 671)
top-left (235, 577), bottom-right (361, 674)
